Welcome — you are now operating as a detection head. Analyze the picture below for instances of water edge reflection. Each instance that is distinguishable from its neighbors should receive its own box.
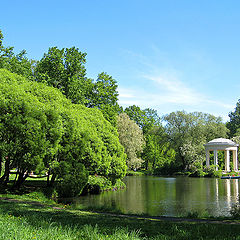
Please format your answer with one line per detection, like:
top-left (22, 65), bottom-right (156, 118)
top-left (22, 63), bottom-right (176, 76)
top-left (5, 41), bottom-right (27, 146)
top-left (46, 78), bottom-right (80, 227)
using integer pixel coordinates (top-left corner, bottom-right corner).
top-left (69, 176), bottom-right (240, 217)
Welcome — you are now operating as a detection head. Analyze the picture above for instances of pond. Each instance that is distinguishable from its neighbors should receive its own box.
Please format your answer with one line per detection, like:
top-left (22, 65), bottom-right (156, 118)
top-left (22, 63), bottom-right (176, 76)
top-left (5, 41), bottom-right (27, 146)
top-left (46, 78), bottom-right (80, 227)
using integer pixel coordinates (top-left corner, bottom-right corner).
top-left (69, 176), bottom-right (240, 217)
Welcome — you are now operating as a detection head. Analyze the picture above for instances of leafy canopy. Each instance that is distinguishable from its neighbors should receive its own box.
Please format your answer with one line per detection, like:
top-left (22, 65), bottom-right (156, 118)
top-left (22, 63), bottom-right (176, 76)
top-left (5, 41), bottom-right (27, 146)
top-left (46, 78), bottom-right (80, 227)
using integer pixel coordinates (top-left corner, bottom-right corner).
top-left (164, 111), bottom-right (228, 170)
top-left (0, 69), bottom-right (127, 191)
top-left (0, 30), bottom-right (34, 80)
top-left (35, 46), bottom-right (92, 105)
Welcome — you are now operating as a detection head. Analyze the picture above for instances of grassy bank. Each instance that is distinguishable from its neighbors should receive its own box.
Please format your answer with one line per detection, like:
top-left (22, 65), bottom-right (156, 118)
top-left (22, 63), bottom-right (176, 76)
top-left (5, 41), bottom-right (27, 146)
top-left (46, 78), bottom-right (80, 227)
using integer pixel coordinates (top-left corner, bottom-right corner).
top-left (1, 192), bottom-right (240, 239)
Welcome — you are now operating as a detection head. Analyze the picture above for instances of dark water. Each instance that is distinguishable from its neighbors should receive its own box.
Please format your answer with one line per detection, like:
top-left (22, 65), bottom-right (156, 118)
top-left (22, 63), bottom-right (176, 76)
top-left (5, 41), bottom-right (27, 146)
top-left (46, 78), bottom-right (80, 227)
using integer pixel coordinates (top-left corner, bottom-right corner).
top-left (70, 176), bottom-right (240, 217)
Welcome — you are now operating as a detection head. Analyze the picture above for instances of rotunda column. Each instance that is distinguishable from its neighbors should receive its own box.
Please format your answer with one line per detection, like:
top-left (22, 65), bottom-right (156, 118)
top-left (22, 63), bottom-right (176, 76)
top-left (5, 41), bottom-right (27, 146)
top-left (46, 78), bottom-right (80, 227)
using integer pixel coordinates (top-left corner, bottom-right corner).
top-left (205, 150), bottom-right (210, 167)
top-left (224, 150), bottom-right (230, 172)
top-left (214, 150), bottom-right (218, 170)
top-left (233, 149), bottom-right (238, 171)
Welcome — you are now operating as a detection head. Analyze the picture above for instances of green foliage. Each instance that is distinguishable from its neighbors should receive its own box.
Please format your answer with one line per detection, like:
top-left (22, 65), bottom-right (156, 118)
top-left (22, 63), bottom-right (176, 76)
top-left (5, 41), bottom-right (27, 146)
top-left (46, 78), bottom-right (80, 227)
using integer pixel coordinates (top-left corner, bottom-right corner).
top-left (58, 106), bottom-right (126, 187)
top-left (54, 105), bottom-right (127, 181)
top-left (164, 111), bottom-right (228, 170)
top-left (0, 69), bottom-right (64, 186)
top-left (84, 175), bottom-right (125, 194)
top-left (56, 163), bottom-right (89, 197)
top-left (125, 105), bottom-right (161, 134)
top-left (227, 99), bottom-right (240, 137)
top-left (153, 162), bottom-right (179, 175)
top-left (142, 127), bottom-right (176, 171)
top-left (189, 169), bottom-right (206, 177)
top-left (85, 175), bottom-right (111, 194)
top-left (35, 47), bottom-right (120, 126)
top-left (231, 136), bottom-right (240, 160)
top-left (0, 69), bottom-right (127, 193)
top-left (88, 72), bottom-right (121, 126)
top-left (0, 30), bottom-right (33, 79)
top-left (35, 46), bottom-right (92, 105)
top-left (180, 141), bottom-right (205, 171)
top-left (126, 170), bottom-right (145, 176)
top-left (124, 105), bottom-right (175, 173)
top-left (113, 178), bottom-right (126, 190)
top-left (204, 165), bottom-right (222, 178)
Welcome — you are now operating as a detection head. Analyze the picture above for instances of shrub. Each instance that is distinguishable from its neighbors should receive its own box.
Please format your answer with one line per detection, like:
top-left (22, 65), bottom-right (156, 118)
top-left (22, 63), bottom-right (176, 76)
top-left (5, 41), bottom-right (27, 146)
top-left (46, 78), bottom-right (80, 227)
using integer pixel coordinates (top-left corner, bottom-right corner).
top-left (83, 175), bottom-right (125, 194)
top-left (84, 175), bottom-right (112, 194)
top-left (204, 165), bottom-right (222, 178)
top-left (189, 169), bottom-right (206, 177)
top-left (113, 178), bottom-right (126, 190)
top-left (42, 187), bottom-right (58, 199)
top-left (153, 162), bottom-right (179, 176)
top-left (126, 170), bottom-right (145, 176)
top-left (56, 163), bottom-right (89, 197)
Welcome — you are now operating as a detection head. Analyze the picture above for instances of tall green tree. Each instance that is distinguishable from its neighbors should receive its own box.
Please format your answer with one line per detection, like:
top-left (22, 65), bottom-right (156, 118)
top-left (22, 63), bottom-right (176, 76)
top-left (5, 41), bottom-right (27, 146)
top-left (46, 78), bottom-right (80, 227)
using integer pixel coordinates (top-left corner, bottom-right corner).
top-left (142, 126), bottom-right (175, 171)
top-left (88, 72), bottom-right (121, 125)
top-left (35, 46), bottom-right (93, 105)
top-left (35, 48), bottom-right (120, 125)
top-left (126, 106), bottom-right (161, 130)
top-left (227, 99), bottom-right (240, 137)
top-left (0, 30), bottom-right (33, 79)
top-left (0, 69), bottom-right (63, 187)
top-left (125, 105), bottom-right (161, 134)
top-left (124, 105), bottom-right (173, 171)
top-left (124, 105), bottom-right (146, 129)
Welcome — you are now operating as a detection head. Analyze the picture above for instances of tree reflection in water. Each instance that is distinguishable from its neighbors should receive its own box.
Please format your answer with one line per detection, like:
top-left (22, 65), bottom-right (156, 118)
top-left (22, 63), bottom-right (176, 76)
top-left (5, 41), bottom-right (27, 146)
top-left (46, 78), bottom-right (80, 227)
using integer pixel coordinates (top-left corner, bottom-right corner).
top-left (70, 176), bottom-right (240, 217)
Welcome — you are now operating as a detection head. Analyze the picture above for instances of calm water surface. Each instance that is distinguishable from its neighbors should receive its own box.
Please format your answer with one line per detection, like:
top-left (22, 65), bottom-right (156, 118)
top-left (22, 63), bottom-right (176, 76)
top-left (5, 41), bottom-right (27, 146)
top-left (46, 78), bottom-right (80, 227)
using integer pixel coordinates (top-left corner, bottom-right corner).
top-left (72, 176), bottom-right (240, 217)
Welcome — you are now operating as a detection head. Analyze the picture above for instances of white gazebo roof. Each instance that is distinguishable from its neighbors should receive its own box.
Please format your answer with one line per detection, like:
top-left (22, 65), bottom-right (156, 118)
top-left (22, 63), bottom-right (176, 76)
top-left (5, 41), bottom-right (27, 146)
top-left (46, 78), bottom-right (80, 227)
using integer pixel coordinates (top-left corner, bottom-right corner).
top-left (204, 138), bottom-right (238, 147)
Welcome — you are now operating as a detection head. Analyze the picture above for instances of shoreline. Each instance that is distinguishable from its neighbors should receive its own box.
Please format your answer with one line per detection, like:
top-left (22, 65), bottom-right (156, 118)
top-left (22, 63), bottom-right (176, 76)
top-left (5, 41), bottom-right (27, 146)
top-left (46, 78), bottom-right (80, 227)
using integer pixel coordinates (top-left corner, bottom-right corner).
top-left (1, 192), bottom-right (240, 239)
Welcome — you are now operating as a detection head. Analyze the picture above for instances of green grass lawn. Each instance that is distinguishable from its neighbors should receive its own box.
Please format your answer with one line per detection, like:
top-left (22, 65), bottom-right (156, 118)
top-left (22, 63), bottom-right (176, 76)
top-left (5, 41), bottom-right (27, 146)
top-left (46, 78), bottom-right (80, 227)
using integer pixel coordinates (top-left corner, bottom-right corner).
top-left (1, 192), bottom-right (240, 239)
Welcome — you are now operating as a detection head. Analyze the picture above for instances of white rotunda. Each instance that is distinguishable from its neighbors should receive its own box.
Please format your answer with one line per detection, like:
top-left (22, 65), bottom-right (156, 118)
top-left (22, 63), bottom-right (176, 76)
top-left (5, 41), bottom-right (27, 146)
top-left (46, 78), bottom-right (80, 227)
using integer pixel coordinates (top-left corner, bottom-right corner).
top-left (204, 138), bottom-right (239, 171)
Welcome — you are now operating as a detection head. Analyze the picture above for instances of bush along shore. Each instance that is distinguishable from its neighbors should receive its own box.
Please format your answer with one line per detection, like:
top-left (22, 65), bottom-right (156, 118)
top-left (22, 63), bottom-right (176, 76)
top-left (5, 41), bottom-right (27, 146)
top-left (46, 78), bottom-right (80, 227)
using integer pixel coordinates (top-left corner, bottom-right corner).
top-left (82, 175), bottom-right (126, 195)
top-left (128, 166), bottom-right (240, 178)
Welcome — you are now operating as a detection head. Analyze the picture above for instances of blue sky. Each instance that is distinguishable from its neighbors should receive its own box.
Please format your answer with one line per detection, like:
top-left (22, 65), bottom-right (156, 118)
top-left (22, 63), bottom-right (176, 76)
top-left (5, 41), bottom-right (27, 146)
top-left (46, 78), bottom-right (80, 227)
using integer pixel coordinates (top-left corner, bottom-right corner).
top-left (1, 0), bottom-right (240, 121)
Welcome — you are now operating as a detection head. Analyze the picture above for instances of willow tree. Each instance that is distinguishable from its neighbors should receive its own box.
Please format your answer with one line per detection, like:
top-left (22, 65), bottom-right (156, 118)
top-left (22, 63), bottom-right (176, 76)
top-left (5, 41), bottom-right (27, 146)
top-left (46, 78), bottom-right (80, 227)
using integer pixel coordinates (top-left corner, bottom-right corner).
top-left (0, 69), bottom-right (63, 187)
top-left (117, 113), bottom-right (145, 170)
top-left (0, 69), bottom-right (127, 194)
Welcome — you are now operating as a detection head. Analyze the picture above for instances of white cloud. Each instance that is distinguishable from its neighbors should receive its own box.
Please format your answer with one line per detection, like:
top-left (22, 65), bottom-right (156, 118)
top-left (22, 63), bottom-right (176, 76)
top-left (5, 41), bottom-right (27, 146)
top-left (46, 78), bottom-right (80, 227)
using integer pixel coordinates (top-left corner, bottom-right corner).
top-left (118, 73), bottom-right (233, 122)
top-left (118, 48), bottom-right (234, 121)
top-left (143, 74), bottom-right (203, 105)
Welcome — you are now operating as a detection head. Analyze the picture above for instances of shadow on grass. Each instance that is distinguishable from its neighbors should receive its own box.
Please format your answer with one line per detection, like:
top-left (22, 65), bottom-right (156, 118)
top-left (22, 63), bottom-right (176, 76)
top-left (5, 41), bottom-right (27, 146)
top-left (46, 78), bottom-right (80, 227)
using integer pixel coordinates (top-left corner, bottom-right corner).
top-left (1, 199), bottom-right (240, 240)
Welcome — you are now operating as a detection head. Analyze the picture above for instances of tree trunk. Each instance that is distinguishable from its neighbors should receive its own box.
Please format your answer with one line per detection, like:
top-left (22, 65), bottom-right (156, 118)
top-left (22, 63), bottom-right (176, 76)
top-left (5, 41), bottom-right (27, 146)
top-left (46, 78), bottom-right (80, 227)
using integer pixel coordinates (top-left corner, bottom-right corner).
top-left (0, 151), bottom-right (2, 177)
top-left (14, 170), bottom-right (29, 189)
top-left (0, 157), bottom-right (10, 185)
top-left (152, 146), bottom-right (156, 170)
top-left (145, 159), bottom-right (148, 170)
top-left (47, 170), bottom-right (50, 186)
top-left (178, 147), bottom-right (186, 170)
top-left (49, 173), bottom-right (56, 187)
